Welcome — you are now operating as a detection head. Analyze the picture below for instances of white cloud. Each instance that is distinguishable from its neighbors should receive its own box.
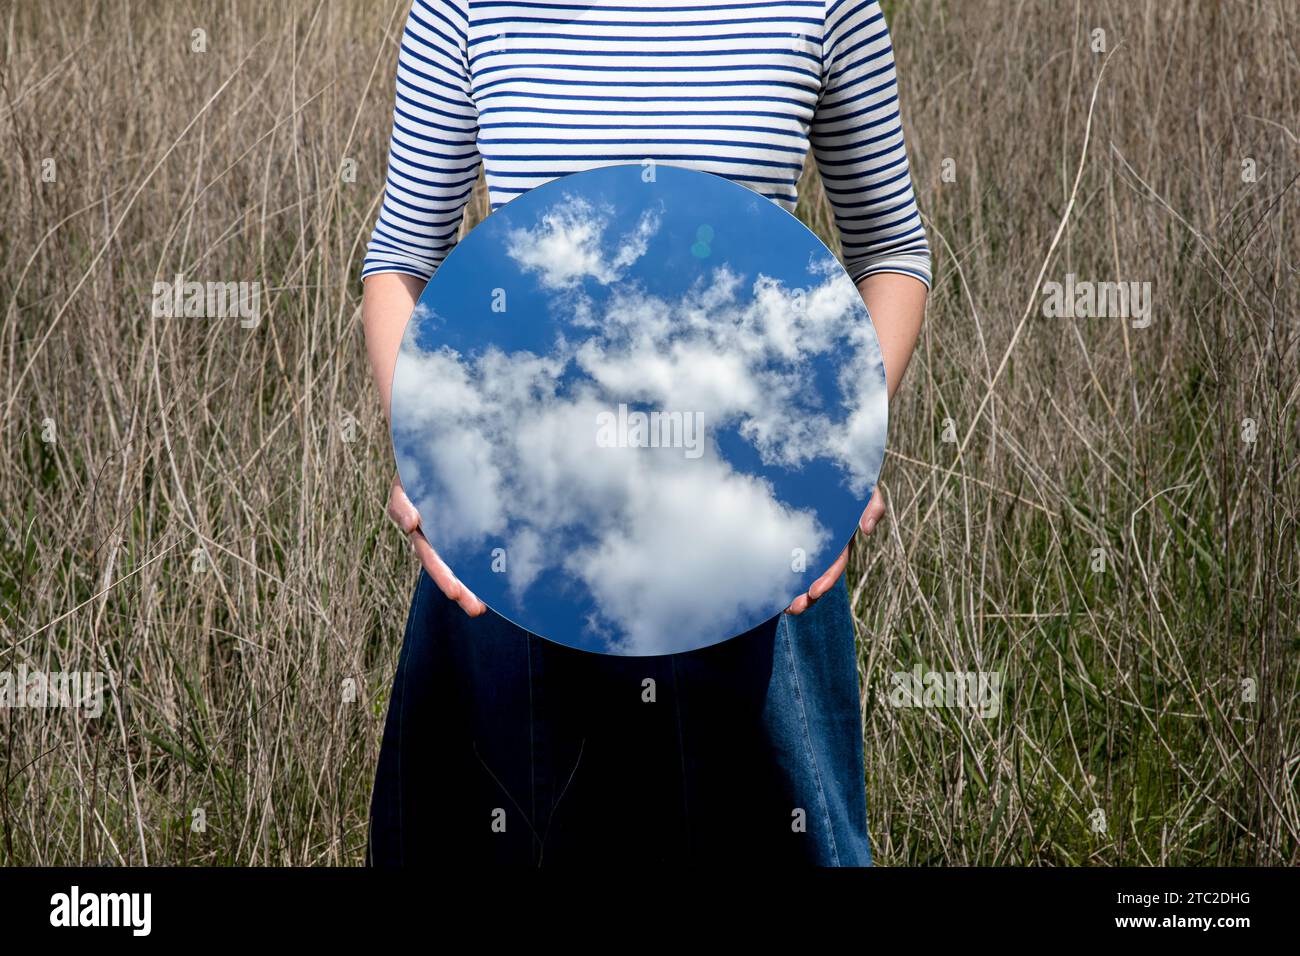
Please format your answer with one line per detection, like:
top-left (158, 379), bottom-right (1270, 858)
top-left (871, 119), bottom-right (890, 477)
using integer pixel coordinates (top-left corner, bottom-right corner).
top-left (563, 462), bottom-right (830, 655)
top-left (391, 246), bottom-right (886, 654)
top-left (504, 195), bottom-right (662, 290)
top-left (505, 527), bottom-right (545, 600)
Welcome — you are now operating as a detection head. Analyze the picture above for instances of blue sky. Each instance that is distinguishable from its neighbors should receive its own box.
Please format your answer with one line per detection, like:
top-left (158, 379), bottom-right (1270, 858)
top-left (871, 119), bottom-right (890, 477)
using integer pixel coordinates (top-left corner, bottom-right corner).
top-left (390, 162), bottom-right (887, 655)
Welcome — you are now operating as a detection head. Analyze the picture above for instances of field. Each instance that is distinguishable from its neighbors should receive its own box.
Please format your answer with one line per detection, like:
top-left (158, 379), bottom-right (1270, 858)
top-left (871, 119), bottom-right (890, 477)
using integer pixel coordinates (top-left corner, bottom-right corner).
top-left (1, 0), bottom-right (1296, 864)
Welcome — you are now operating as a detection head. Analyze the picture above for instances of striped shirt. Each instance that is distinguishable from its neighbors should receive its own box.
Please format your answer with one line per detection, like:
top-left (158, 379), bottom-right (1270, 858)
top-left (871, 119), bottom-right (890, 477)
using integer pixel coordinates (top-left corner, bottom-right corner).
top-left (362, 0), bottom-right (931, 289)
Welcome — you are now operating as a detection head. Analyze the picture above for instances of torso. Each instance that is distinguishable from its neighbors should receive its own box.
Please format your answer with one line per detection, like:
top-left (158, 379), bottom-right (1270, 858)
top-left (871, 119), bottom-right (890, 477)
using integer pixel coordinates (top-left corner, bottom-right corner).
top-left (460, 0), bottom-right (828, 210)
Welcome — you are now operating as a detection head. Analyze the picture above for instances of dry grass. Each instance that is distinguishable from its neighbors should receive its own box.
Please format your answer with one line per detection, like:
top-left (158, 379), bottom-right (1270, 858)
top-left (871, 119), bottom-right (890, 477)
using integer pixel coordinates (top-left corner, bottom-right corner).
top-left (1, 0), bottom-right (1296, 865)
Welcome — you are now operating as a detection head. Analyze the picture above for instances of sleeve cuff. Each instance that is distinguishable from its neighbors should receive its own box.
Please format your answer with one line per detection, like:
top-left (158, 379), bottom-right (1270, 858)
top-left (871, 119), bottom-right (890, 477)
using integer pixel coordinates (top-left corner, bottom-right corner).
top-left (849, 255), bottom-right (933, 291)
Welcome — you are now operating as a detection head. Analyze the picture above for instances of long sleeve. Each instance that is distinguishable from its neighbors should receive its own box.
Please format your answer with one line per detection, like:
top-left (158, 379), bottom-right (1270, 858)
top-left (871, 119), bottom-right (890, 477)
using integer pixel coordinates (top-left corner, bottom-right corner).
top-left (362, 0), bottom-right (482, 282)
top-left (812, 0), bottom-right (931, 289)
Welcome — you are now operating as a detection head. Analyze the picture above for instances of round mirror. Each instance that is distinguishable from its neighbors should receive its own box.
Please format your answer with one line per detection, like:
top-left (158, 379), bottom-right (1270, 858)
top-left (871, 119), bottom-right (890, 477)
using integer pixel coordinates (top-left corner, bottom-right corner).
top-left (390, 162), bottom-right (886, 655)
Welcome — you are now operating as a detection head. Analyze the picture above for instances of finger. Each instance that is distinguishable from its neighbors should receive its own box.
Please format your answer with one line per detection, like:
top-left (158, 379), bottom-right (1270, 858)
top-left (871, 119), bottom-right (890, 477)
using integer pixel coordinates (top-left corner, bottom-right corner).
top-left (784, 591), bottom-right (811, 616)
top-left (785, 541), bottom-right (849, 615)
top-left (806, 544), bottom-right (850, 604)
top-left (409, 529), bottom-right (486, 617)
top-left (387, 484), bottom-right (419, 534)
top-left (859, 489), bottom-right (886, 535)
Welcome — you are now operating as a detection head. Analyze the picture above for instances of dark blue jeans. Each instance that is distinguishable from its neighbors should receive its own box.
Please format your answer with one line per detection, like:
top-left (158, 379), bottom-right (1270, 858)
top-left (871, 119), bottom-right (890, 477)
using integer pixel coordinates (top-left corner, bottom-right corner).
top-left (367, 569), bottom-right (872, 866)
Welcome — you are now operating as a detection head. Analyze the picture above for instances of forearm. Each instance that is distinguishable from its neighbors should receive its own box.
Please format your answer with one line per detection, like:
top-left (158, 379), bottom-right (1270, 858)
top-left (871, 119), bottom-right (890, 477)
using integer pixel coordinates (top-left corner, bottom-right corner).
top-left (855, 272), bottom-right (928, 400)
top-left (362, 272), bottom-right (426, 422)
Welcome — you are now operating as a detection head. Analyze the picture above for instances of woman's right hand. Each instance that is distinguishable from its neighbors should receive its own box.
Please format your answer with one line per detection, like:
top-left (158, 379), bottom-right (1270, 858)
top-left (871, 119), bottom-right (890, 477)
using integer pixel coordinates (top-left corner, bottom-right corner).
top-left (387, 474), bottom-right (486, 617)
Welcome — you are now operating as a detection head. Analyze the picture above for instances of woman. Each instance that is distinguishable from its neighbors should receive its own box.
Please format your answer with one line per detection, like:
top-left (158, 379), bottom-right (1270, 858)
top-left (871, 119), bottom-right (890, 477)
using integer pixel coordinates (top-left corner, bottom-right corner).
top-left (362, 0), bottom-right (929, 865)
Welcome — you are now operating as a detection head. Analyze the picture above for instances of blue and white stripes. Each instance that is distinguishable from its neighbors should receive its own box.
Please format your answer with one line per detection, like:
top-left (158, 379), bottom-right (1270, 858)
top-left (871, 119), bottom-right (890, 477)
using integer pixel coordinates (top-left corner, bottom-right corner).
top-left (363, 0), bottom-right (931, 289)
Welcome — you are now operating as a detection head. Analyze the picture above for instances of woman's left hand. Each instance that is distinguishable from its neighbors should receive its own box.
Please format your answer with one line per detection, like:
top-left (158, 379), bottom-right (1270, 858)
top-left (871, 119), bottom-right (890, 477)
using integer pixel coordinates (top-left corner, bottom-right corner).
top-left (784, 485), bottom-right (885, 615)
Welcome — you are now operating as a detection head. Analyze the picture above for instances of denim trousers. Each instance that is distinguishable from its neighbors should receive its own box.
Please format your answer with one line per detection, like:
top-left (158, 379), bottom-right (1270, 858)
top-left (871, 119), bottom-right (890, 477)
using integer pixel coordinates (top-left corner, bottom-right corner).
top-left (367, 569), bottom-right (872, 866)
